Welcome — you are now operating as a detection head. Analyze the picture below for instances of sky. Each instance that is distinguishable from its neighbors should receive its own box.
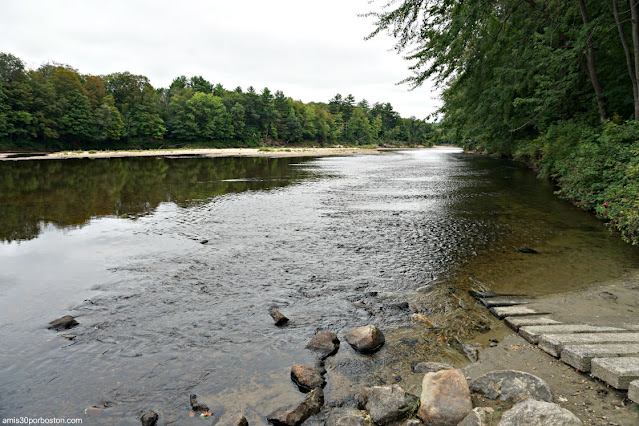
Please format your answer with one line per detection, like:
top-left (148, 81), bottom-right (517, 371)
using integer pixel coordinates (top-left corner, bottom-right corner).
top-left (0, 0), bottom-right (440, 119)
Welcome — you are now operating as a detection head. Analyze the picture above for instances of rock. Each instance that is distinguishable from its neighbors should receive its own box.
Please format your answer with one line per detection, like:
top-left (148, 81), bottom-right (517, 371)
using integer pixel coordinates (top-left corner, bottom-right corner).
top-left (306, 331), bottom-right (340, 359)
top-left (267, 388), bottom-right (324, 425)
top-left (356, 384), bottom-right (418, 425)
top-left (190, 394), bottom-right (209, 413)
top-left (216, 413), bottom-right (248, 426)
top-left (518, 248), bottom-right (538, 254)
top-left (469, 370), bottom-right (553, 402)
top-left (270, 309), bottom-right (289, 326)
top-left (403, 420), bottom-right (421, 426)
top-left (325, 409), bottom-right (373, 426)
top-left (412, 361), bottom-right (453, 374)
top-left (291, 365), bottom-right (326, 392)
top-left (450, 338), bottom-right (480, 362)
top-left (458, 407), bottom-right (495, 426)
top-left (48, 315), bottom-right (79, 330)
top-left (344, 325), bottom-right (385, 353)
top-left (200, 239), bottom-right (209, 244)
top-left (140, 410), bottom-right (159, 426)
top-left (418, 368), bottom-right (472, 425)
top-left (410, 313), bottom-right (435, 327)
top-left (499, 399), bottom-right (582, 425)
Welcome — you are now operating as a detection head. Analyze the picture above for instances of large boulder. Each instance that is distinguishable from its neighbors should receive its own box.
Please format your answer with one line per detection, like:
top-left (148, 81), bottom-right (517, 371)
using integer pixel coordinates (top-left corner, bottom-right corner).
top-left (290, 365), bottom-right (326, 392)
top-left (48, 315), bottom-right (79, 331)
top-left (357, 384), bottom-right (418, 425)
top-left (306, 331), bottom-right (340, 359)
top-left (469, 370), bottom-right (552, 403)
top-left (267, 388), bottom-right (324, 426)
top-left (499, 400), bottom-right (582, 425)
top-left (344, 325), bottom-right (385, 353)
top-left (325, 409), bottom-right (373, 426)
top-left (216, 413), bottom-right (249, 426)
top-left (418, 368), bottom-right (472, 425)
top-left (458, 407), bottom-right (496, 426)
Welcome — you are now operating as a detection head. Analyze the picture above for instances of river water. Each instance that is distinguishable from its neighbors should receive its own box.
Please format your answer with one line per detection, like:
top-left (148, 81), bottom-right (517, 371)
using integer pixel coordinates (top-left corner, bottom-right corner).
top-left (1, 148), bottom-right (638, 424)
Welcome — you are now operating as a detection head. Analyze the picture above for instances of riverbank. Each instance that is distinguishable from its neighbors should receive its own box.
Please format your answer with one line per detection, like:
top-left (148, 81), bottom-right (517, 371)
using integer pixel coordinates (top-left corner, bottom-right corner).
top-left (0, 146), bottom-right (413, 161)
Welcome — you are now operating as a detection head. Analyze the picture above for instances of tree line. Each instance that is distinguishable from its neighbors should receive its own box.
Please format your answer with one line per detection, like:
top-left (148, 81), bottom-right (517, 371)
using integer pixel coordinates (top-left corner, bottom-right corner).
top-left (369, 0), bottom-right (639, 244)
top-left (0, 52), bottom-right (436, 149)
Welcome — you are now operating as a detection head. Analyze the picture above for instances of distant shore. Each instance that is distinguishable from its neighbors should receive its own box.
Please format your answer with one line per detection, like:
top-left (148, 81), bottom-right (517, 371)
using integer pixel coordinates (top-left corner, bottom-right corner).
top-left (0, 146), bottom-right (433, 161)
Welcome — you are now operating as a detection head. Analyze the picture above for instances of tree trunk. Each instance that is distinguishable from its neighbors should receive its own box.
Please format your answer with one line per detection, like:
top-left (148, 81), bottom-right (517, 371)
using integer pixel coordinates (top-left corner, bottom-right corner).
top-left (613, 0), bottom-right (639, 119)
top-left (630, 0), bottom-right (639, 119)
top-left (578, 0), bottom-right (608, 121)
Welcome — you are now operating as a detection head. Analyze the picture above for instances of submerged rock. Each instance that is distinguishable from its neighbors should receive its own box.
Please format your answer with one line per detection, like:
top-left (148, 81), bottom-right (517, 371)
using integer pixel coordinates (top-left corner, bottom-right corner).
top-left (267, 388), bottom-right (324, 425)
top-left (344, 325), bottom-right (385, 353)
top-left (216, 413), bottom-right (248, 426)
top-left (518, 248), bottom-right (538, 254)
top-left (412, 361), bottom-right (453, 374)
top-left (48, 315), bottom-right (79, 331)
top-left (140, 410), bottom-right (158, 426)
top-left (469, 370), bottom-right (553, 403)
top-left (458, 407), bottom-right (495, 426)
top-left (291, 365), bottom-right (326, 392)
top-left (418, 368), bottom-right (472, 425)
top-left (325, 409), bottom-right (373, 426)
top-left (190, 394), bottom-right (209, 413)
top-left (357, 384), bottom-right (418, 425)
top-left (270, 309), bottom-right (289, 326)
top-left (306, 331), bottom-right (340, 359)
top-left (499, 400), bottom-right (582, 425)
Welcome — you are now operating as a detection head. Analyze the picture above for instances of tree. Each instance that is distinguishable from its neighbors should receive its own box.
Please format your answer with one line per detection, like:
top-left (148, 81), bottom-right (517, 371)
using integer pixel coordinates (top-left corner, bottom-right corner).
top-left (285, 108), bottom-right (302, 142)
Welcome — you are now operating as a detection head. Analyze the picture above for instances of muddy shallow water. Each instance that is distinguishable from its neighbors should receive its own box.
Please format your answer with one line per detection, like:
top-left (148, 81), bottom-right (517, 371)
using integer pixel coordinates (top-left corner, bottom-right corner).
top-left (1, 148), bottom-right (638, 424)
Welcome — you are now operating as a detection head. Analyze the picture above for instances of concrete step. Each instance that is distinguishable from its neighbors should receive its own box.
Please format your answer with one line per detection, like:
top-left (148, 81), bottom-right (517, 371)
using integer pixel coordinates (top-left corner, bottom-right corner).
top-left (560, 343), bottom-right (639, 372)
top-left (538, 333), bottom-right (639, 357)
top-left (629, 380), bottom-right (639, 404)
top-left (480, 297), bottom-right (530, 308)
top-left (490, 306), bottom-right (549, 319)
top-left (504, 316), bottom-right (561, 331)
top-left (590, 356), bottom-right (639, 390)
top-left (469, 290), bottom-right (525, 299)
top-left (519, 324), bottom-right (625, 344)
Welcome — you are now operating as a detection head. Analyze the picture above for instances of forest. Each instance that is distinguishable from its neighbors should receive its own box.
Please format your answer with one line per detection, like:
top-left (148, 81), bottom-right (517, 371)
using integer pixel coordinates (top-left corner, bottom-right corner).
top-left (369, 0), bottom-right (639, 244)
top-left (0, 52), bottom-right (436, 150)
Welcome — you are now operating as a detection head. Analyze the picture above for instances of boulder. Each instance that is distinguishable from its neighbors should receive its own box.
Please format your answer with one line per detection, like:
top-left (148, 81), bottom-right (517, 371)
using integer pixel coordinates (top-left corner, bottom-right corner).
top-left (306, 331), bottom-right (340, 359)
top-left (357, 384), bottom-right (418, 425)
top-left (469, 370), bottom-right (552, 403)
top-left (270, 309), bottom-right (289, 326)
top-left (290, 365), bottom-right (326, 392)
top-left (418, 368), bottom-right (472, 425)
top-left (412, 361), bottom-right (453, 374)
top-left (344, 325), bottom-right (385, 353)
top-left (48, 315), bottom-right (79, 331)
top-left (216, 413), bottom-right (248, 426)
top-left (458, 407), bottom-right (495, 426)
top-left (499, 400), bottom-right (582, 425)
top-left (267, 388), bottom-right (324, 425)
top-left (140, 411), bottom-right (158, 426)
top-left (325, 409), bottom-right (373, 426)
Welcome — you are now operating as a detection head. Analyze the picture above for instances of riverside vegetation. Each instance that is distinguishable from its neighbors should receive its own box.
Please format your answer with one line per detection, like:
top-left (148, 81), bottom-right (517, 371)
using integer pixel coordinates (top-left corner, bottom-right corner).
top-left (0, 52), bottom-right (436, 151)
top-left (368, 0), bottom-right (639, 245)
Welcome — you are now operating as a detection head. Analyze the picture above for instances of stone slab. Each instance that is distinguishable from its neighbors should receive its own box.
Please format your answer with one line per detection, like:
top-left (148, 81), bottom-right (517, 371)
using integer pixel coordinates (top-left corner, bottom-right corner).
top-left (591, 357), bottom-right (639, 390)
top-left (519, 324), bottom-right (625, 344)
top-left (480, 298), bottom-right (530, 308)
top-left (560, 344), bottom-right (639, 372)
top-left (622, 324), bottom-right (639, 331)
top-left (469, 290), bottom-right (524, 299)
top-left (538, 333), bottom-right (639, 357)
top-left (489, 306), bottom-right (547, 319)
top-left (504, 317), bottom-right (561, 331)
top-left (629, 380), bottom-right (639, 404)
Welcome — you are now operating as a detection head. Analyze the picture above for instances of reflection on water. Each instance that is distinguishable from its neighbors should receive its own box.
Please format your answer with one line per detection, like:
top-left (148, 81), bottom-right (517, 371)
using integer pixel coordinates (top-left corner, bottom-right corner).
top-left (0, 149), bottom-right (638, 424)
top-left (0, 156), bottom-right (316, 242)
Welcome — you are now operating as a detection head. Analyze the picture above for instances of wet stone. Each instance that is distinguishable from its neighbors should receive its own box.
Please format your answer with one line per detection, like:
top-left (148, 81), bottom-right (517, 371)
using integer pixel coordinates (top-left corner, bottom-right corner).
top-left (270, 309), bottom-right (289, 326)
top-left (356, 384), bottom-right (418, 425)
top-left (291, 365), bottom-right (326, 393)
top-left (469, 370), bottom-right (553, 403)
top-left (325, 409), bottom-right (372, 426)
top-left (480, 298), bottom-right (530, 308)
top-left (419, 368), bottom-right (472, 425)
top-left (216, 413), bottom-right (249, 426)
top-left (518, 324), bottom-right (624, 344)
top-left (560, 343), bottom-right (639, 372)
top-left (48, 315), bottom-right (79, 331)
top-left (538, 332), bottom-right (639, 357)
top-left (412, 361), bottom-right (453, 374)
top-left (499, 399), bottom-right (582, 426)
top-left (458, 407), bottom-right (496, 426)
top-left (306, 331), bottom-right (340, 359)
top-left (489, 306), bottom-right (547, 319)
top-left (344, 325), bottom-right (385, 353)
top-left (590, 356), bottom-right (639, 390)
top-left (267, 388), bottom-right (323, 426)
top-left (140, 410), bottom-right (158, 426)
top-left (504, 316), bottom-right (561, 331)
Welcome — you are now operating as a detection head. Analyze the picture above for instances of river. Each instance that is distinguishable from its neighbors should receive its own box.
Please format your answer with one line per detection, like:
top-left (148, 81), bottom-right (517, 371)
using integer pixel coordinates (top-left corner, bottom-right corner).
top-left (1, 148), bottom-right (638, 424)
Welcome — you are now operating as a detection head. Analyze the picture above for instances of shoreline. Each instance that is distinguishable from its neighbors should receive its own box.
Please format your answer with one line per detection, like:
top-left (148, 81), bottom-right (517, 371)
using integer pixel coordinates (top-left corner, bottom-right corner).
top-left (0, 146), bottom-right (439, 161)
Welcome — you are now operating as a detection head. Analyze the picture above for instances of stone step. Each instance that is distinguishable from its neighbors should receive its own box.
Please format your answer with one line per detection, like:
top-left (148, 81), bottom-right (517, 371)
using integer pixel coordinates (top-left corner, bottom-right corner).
top-left (590, 357), bottom-right (639, 390)
top-left (480, 298), bottom-right (530, 308)
top-left (489, 306), bottom-right (549, 319)
top-left (469, 290), bottom-right (525, 299)
top-left (560, 344), bottom-right (639, 372)
top-left (629, 380), bottom-right (639, 404)
top-left (504, 316), bottom-right (561, 331)
top-left (538, 333), bottom-right (639, 357)
top-left (519, 324), bottom-right (625, 344)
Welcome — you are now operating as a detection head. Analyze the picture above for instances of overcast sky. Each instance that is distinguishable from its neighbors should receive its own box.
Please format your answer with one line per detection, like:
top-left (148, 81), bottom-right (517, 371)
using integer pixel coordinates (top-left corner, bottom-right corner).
top-left (0, 0), bottom-right (440, 119)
